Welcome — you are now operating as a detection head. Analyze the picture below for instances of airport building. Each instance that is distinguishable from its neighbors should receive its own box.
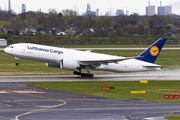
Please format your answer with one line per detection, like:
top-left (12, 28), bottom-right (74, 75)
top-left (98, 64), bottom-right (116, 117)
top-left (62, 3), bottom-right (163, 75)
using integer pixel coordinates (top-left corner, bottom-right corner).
top-left (0, 39), bottom-right (7, 46)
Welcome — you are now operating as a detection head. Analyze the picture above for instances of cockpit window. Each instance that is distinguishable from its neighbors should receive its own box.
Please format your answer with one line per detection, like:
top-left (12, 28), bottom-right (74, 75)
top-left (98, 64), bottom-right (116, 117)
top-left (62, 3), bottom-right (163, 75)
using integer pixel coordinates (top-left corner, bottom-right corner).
top-left (8, 46), bottom-right (14, 48)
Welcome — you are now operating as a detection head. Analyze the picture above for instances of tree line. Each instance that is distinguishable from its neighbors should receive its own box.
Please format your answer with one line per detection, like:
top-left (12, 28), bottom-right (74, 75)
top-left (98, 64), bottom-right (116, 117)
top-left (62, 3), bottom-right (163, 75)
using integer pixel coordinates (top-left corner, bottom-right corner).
top-left (0, 9), bottom-right (180, 45)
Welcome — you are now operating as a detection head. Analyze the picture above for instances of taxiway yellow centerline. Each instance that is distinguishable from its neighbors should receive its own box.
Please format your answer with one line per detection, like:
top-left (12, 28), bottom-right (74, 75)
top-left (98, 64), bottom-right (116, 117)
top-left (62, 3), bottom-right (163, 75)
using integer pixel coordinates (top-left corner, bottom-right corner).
top-left (0, 116), bottom-right (15, 120)
top-left (15, 93), bottom-right (67, 120)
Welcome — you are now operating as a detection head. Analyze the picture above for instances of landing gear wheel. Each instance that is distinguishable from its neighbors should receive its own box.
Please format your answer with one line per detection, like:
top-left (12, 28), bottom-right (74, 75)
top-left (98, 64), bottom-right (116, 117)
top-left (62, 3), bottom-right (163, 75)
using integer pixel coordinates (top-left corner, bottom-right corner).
top-left (14, 57), bottom-right (19, 66)
top-left (89, 74), bottom-right (94, 78)
top-left (73, 71), bottom-right (94, 78)
top-left (73, 71), bottom-right (78, 75)
top-left (85, 74), bottom-right (90, 78)
top-left (81, 73), bottom-right (85, 77)
top-left (16, 63), bottom-right (19, 66)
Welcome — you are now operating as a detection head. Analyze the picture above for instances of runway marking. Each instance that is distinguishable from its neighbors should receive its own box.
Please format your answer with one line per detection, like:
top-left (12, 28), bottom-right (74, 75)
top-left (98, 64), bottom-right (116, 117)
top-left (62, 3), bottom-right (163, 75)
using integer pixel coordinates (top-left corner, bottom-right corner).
top-left (0, 116), bottom-right (15, 120)
top-left (15, 93), bottom-right (66, 120)
top-left (15, 99), bottom-right (97, 102)
top-left (0, 91), bottom-right (46, 94)
top-left (0, 91), bottom-right (11, 93)
top-left (12, 91), bottom-right (46, 93)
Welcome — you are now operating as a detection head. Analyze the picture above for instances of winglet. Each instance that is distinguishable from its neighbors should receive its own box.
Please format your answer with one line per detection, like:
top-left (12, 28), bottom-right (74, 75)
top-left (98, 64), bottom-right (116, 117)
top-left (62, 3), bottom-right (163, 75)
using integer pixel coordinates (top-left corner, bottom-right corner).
top-left (135, 38), bottom-right (167, 63)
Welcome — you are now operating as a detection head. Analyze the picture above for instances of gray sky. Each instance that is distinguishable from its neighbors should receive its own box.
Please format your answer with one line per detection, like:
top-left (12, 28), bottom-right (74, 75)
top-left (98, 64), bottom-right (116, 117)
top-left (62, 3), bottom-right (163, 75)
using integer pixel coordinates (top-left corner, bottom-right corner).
top-left (1, 0), bottom-right (180, 15)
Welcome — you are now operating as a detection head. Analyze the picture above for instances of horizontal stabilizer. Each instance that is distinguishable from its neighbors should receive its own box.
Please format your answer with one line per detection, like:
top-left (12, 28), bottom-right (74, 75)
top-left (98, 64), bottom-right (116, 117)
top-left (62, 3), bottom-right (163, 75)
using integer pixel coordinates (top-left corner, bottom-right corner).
top-left (143, 66), bottom-right (171, 69)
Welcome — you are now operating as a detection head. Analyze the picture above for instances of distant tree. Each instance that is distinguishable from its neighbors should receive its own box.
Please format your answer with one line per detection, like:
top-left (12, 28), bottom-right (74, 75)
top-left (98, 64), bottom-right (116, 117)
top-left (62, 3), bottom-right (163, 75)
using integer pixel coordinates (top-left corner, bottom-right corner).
top-left (12, 22), bottom-right (24, 35)
top-left (0, 21), bottom-right (13, 27)
top-left (62, 9), bottom-right (77, 16)
top-left (62, 15), bottom-right (71, 27)
top-left (149, 15), bottom-right (162, 28)
top-left (0, 33), bottom-right (8, 39)
top-left (167, 24), bottom-right (174, 30)
top-left (20, 12), bottom-right (27, 20)
top-left (136, 24), bottom-right (144, 36)
top-left (100, 16), bottom-right (112, 28)
top-left (42, 34), bottom-right (50, 40)
top-left (36, 24), bottom-right (44, 29)
top-left (37, 15), bottom-right (49, 28)
top-left (108, 30), bottom-right (118, 42)
top-left (59, 13), bottom-right (63, 17)
top-left (25, 15), bottom-right (32, 21)
top-left (15, 16), bottom-right (21, 21)
top-left (81, 16), bottom-right (90, 28)
top-left (26, 18), bottom-right (37, 28)
top-left (48, 9), bottom-right (59, 28)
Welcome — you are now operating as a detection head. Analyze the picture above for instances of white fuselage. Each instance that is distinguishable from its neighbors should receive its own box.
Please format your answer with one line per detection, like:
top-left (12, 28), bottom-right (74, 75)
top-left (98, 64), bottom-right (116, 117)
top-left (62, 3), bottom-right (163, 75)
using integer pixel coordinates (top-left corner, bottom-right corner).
top-left (4, 43), bottom-right (162, 73)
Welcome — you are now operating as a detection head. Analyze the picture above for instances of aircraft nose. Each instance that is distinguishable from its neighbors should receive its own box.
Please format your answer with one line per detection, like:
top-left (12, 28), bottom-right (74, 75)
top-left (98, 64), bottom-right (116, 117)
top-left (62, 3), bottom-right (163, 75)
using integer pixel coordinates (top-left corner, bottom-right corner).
top-left (4, 47), bottom-right (9, 53)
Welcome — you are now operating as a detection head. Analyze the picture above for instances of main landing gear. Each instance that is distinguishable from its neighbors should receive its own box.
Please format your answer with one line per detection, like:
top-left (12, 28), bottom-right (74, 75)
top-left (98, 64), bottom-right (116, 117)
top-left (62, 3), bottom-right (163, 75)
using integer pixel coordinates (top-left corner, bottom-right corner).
top-left (14, 57), bottom-right (19, 66)
top-left (73, 66), bottom-right (94, 78)
top-left (73, 71), bottom-right (94, 78)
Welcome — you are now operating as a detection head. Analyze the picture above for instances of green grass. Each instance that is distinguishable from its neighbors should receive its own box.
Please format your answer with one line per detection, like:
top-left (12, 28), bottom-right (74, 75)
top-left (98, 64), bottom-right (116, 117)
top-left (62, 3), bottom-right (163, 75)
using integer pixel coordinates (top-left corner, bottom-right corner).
top-left (27, 81), bottom-right (180, 100)
top-left (1, 49), bottom-right (180, 76)
top-left (152, 100), bottom-right (180, 103)
top-left (165, 115), bottom-right (180, 120)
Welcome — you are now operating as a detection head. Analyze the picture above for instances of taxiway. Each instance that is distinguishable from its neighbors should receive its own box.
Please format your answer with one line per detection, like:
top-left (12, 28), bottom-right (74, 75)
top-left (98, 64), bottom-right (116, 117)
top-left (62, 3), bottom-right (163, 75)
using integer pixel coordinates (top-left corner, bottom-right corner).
top-left (0, 75), bottom-right (180, 120)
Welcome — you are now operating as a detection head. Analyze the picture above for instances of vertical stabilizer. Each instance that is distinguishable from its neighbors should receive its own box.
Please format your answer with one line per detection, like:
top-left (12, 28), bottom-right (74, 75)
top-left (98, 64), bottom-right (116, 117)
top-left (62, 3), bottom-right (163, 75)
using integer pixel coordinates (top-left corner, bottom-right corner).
top-left (136, 38), bottom-right (167, 63)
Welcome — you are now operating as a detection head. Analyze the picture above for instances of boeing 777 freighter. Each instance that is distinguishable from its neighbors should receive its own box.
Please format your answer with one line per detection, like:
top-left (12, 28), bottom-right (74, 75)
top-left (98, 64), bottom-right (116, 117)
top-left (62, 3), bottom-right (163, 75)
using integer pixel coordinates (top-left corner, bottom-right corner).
top-left (4, 38), bottom-right (167, 78)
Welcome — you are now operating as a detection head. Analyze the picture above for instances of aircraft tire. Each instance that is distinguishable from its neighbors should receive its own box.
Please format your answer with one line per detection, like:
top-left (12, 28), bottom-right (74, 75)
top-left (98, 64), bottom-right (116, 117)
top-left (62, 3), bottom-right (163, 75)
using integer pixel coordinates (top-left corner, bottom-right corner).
top-left (73, 71), bottom-right (78, 75)
top-left (89, 74), bottom-right (94, 78)
top-left (81, 73), bottom-right (85, 77)
top-left (16, 63), bottom-right (19, 66)
top-left (85, 74), bottom-right (90, 78)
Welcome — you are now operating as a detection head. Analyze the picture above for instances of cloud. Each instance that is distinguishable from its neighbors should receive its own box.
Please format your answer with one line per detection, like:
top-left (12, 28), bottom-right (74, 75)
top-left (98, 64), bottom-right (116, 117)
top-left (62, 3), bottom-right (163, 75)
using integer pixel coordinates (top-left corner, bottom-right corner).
top-left (169, 1), bottom-right (180, 9)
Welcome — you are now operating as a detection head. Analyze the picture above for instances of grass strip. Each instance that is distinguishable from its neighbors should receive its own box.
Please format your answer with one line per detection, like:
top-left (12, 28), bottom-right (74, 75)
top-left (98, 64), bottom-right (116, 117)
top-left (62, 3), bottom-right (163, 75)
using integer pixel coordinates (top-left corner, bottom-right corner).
top-left (152, 100), bottom-right (180, 103)
top-left (165, 115), bottom-right (180, 120)
top-left (27, 81), bottom-right (180, 100)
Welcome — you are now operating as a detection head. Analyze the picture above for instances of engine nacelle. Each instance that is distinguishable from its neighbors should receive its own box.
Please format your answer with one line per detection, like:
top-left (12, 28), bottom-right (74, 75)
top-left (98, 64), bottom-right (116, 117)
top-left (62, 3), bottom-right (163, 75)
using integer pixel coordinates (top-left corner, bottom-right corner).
top-left (46, 62), bottom-right (60, 68)
top-left (60, 58), bottom-right (80, 70)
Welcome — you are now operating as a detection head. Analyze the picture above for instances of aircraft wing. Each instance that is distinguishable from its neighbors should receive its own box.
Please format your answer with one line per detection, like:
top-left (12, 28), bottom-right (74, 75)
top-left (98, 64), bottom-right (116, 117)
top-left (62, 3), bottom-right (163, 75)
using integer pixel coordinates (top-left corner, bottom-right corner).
top-left (78, 57), bottom-right (136, 67)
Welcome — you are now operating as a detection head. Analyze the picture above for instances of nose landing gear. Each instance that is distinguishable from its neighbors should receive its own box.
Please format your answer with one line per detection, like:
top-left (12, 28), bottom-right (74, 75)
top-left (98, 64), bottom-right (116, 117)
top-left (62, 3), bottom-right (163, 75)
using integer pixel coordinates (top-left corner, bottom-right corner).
top-left (14, 57), bottom-right (19, 66)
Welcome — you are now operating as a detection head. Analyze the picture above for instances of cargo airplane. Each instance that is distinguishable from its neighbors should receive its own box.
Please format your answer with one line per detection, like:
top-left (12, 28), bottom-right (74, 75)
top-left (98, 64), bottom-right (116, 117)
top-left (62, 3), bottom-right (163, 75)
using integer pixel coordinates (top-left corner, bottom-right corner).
top-left (4, 38), bottom-right (167, 78)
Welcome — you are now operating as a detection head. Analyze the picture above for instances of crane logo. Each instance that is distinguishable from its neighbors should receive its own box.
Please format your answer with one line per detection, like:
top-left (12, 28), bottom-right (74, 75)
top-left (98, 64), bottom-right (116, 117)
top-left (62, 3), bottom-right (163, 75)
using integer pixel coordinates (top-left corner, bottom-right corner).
top-left (150, 46), bottom-right (159, 56)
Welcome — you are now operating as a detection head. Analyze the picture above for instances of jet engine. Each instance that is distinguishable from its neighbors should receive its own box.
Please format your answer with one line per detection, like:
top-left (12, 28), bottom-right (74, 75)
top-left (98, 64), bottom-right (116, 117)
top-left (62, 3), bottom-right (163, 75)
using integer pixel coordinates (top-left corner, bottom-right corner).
top-left (60, 58), bottom-right (80, 70)
top-left (46, 62), bottom-right (60, 68)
